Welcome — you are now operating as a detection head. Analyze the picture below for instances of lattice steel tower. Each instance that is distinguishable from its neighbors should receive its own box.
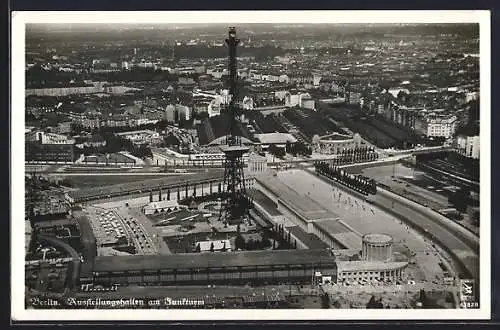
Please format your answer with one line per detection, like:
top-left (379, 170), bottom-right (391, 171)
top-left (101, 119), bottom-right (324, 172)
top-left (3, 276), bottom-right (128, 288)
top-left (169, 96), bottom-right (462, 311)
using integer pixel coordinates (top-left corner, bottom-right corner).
top-left (218, 27), bottom-right (251, 225)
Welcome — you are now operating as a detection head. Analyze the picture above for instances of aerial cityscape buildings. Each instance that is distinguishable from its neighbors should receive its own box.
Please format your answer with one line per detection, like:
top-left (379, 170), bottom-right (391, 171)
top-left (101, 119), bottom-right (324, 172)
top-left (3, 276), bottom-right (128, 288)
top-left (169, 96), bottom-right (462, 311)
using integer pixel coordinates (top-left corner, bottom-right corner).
top-left (22, 21), bottom-right (482, 312)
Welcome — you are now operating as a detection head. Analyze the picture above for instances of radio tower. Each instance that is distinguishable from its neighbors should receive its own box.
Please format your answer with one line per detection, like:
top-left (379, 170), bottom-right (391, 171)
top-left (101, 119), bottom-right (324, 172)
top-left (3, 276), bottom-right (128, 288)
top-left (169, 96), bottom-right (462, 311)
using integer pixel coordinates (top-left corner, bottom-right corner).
top-left (218, 27), bottom-right (251, 226)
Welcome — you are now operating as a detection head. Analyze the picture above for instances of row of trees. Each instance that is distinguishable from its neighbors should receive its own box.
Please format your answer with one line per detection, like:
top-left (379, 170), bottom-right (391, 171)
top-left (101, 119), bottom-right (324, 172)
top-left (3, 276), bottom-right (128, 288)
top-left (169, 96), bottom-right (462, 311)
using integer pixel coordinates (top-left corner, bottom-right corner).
top-left (234, 234), bottom-right (272, 251)
top-left (332, 146), bottom-right (378, 165)
top-left (152, 186), bottom-right (232, 205)
top-left (268, 144), bottom-right (286, 159)
top-left (314, 161), bottom-right (377, 195)
top-left (447, 187), bottom-right (479, 217)
top-left (273, 224), bottom-right (298, 250)
top-left (234, 225), bottom-right (297, 252)
top-left (79, 134), bottom-right (152, 159)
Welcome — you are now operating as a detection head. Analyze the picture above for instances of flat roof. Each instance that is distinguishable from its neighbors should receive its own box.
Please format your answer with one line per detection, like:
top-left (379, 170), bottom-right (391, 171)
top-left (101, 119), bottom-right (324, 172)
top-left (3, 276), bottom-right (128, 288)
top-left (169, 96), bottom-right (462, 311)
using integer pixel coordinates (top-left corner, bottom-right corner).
top-left (336, 261), bottom-right (408, 272)
top-left (362, 233), bottom-right (393, 244)
top-left (330, 232), bottom-right (363, 250)
top-left (287, 226), bottom-right (330, 250)
top-left (314, 220), bottom-right (362, 250)
top-left (247, 189), bottom-right (282, 217)
top-left (220, 145), bottom-right (250, 153)
top-left (254, 133), bottom-right (297, 145)
top-left (256, 175), bottom-right (338, 222)
top-left (314, 219), bottom-right (352, 235)
top-left (93, 249), bottom-right (335, 273)
top-left (115, 130), bottom-right (157, 136)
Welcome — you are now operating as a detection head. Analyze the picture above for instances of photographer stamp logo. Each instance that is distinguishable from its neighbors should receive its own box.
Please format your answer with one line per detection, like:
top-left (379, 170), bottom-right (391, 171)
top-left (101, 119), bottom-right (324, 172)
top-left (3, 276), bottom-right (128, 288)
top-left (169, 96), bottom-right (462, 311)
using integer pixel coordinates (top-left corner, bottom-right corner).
top-left (459, 279), bottom-right (479, 309)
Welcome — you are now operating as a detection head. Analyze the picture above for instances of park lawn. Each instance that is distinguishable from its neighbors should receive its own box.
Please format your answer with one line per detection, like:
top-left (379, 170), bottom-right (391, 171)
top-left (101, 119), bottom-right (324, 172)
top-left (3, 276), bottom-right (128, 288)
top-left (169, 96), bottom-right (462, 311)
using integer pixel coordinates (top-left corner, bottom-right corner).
top-left (65, 175), bottom-right (167, 188)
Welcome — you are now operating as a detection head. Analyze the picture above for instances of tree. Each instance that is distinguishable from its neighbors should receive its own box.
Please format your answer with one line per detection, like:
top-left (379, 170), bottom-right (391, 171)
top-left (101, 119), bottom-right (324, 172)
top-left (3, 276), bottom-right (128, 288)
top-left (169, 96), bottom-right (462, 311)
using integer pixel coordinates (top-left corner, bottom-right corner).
top-left (235, 234), bottom-right (245, 250)
top-left (448, 188), bottom-right (470, 213)
top-left (366, 295), bottom-right (384, 309)
top-left (116, 236), bottom-right (128, 245)
top-left (471, 209), bottom-right (480, 225)
top-left (321, 293), bottom-right (330, 309)
top-left (174, 109), bottom-right (180, 123)
top-left (165, 133), bottom-right (180, 147)
top-left (268, 144), bottom-right (285, 159)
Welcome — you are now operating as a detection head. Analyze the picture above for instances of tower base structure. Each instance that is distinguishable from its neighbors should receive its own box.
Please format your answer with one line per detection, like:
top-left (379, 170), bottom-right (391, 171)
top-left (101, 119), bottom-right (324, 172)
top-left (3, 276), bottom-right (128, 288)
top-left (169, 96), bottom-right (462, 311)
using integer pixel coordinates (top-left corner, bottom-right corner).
top-left (218, 145), bottom-right (251, 225)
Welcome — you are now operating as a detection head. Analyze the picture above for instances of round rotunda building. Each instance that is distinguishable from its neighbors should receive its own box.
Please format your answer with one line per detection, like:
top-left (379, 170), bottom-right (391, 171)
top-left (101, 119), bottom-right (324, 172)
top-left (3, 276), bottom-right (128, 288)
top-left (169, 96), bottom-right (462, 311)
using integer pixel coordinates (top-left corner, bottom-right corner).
top-left (361, 233), bottom-right (393, 262)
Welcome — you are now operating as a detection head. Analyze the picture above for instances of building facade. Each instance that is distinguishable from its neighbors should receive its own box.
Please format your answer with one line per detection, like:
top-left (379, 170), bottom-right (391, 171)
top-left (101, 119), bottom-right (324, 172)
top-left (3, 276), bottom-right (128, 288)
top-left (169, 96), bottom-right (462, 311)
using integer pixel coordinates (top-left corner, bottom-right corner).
top-left (362, 233), bottom-right (393, 262)
top-left (455, 135), bottom-right (480, 159)
top-left (415, 115), bottom-right (458, 138)
top-left (336, 261), bottom-right (407, 283)
top-left (25, 131), bottom-right (75, 163)
top-left (247, 152), bottom-right (268, 176)
top-left (312, 133), bottom-right (369, 155)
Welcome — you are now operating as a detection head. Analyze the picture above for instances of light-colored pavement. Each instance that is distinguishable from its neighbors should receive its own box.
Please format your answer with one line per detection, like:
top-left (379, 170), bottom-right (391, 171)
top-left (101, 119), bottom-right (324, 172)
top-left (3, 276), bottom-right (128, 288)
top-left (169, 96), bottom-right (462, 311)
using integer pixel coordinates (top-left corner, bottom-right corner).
top-left (322, 281), bottom-right (454, 295)
top-left (114, 207), bottom-right (160, 255)
top-left (274, 169), bottom-right (447, 281)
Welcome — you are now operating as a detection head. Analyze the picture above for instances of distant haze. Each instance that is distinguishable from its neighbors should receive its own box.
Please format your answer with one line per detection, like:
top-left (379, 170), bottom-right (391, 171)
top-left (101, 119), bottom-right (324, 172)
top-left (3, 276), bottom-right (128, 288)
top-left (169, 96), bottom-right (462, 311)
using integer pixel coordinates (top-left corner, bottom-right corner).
top-left (26, 23), bottom-right (479, 42)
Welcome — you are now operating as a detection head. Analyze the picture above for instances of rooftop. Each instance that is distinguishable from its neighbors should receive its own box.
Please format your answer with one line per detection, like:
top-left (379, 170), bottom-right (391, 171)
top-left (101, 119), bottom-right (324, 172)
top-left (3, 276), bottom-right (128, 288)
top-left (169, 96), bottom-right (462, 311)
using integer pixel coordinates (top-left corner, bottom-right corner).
top-left (362, 233), bottom-right (393, 245)
top-left (287, 226), bottom-right (330, 250)
top-left (254, 133), bottom-right (297, 145)
top-left (319, 133), bottom-right (353, 141)
top-left (255, 174), bottom-right (339, 222)
top-left (92, 249), bottom-right (335, 272)
top-left (247, 189), bottom-right (281, 217)
top-left (115, 129), bottom-right (157, 136)
top-left (220, 145), bottom-right (250, 153)
top-left (336, 261), bottom-right (408, 272)
top-left (313, 220), bottom-right (362, 250)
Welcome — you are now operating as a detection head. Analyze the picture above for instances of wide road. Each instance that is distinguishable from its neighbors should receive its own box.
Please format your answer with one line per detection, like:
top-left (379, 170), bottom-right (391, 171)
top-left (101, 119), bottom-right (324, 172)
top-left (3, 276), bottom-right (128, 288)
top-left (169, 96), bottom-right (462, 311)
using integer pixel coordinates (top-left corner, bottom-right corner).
top-left (38, 234), bottom-right (81, 295)
top-left (373, 189), bottom-right (479, 280)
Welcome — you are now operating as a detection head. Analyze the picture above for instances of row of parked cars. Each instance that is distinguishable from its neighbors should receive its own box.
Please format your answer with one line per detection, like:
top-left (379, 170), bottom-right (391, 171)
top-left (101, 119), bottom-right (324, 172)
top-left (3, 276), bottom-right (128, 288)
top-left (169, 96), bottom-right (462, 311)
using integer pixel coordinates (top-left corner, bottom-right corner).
top-left (124, 217), bottom-right (154, 253)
